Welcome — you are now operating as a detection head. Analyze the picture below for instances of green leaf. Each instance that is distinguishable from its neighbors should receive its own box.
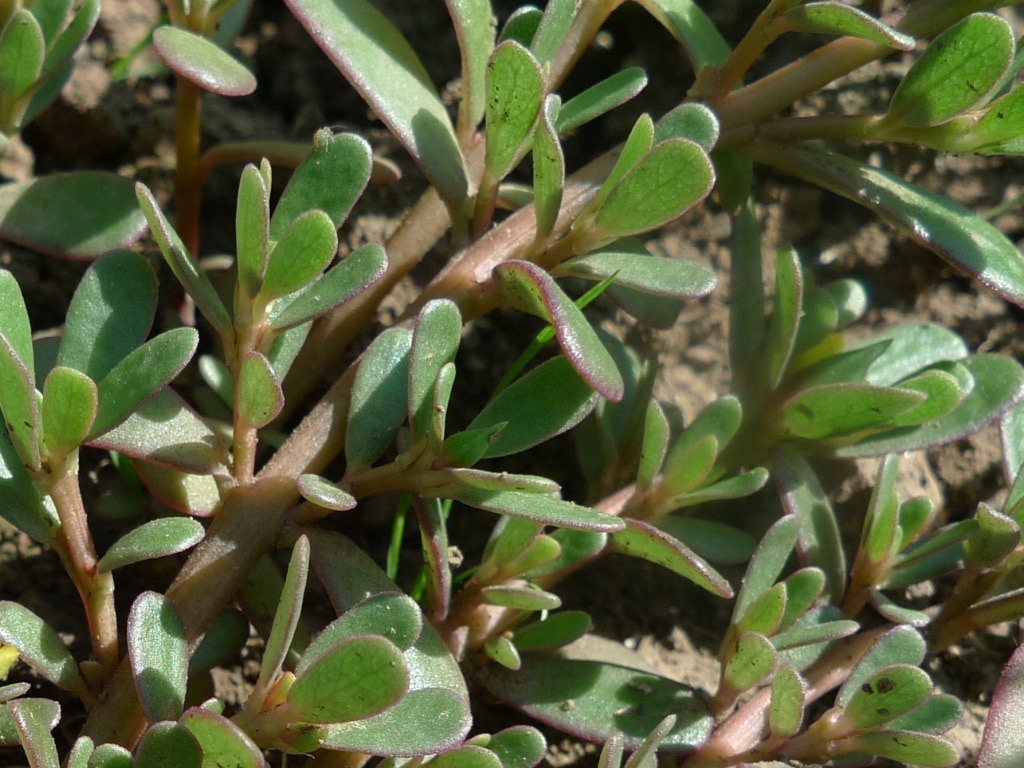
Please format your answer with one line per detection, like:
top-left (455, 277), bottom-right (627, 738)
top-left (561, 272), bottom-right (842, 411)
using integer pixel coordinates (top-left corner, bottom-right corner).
top-left (979, 643), bottom-right (1024, 768)
top-left (289, 635), bottom-right (408, 723)
top-left (27, 0), bottom-right (71, 46)
top-left (189, 609), bottom-right (250, 675)
top-left (658, 517), bottom-right (756, 565)
top-left (260, 210), bottom-right (338, 300)
top-left (556, 240), bottom-right (716, 300)
top-left (136, 184), bottom-right (232, 336)
top-left (128, 592), bottom-right (188, 722)
top-left (58, 249), bottom-right (156, 381)
top-left (533, 94), bottom-right (563, 241)
top-left (270, 131), bottom-right (373, 238)
top-left (737, 583), bottom-right (786, 637)
top-left (654, 102), bottom-right (719, 149)
top-left (0, 173), bottom-right (145, 258)
top-left (0, 10), bottom-right (44, 129)
top-left (97, 518), bottom-right (204, 573)
top-left (90, 390), bottom-right (228, 474)
top-left (321, 687), bottom-right (471, 756)
top-left (297, 594), bottom-right (423, 673)
top-left (514, 611), bottom-right (592, 651)
top-left (783, 382), bottom-right (926, 440)
top-left (297, 474), bottom-right (357, 511)
top-left (634, 0), bottom-right (730, 70)
top-left (842, 664), bottom-right (932, 730)
top-left (557, 68), bottom-right (648, 135)
top-left (464, 355), bottom-right (600, 458)
top-left (180, 708), bottom-right (264, 768)
top-left (236, 351), bottom-right (283, 429)
top-left (784, 3), bottom-right (914, 49)
top-left (889, 693), bottom-right (962, 735)
top-left (580, 139), bottom-right (714, 252)
top-left (848, 730), bottom-right (958, 767)
top-left (135, 721), bottom-right (202, 768)
top-left (734, 515), bottom-right (799, 620)
top-left (868, 588), bottom-right (930, 628)
top-left (235, 163), bottom-right (270, 298)
top-left (887, 368), bottom-right (965, 426)
top-left (776, 446), bottom-right (846, 603)
top-left (637, 401), bottom-right (669, 491)
top-left (795, 340), bottom-right (889, 389)
top-left (769, 666), bottom-right (805, 738)
top-left (0, 602), bottom-right (88, 698)
top-left (409, 300), bottom-right (462, 441)
top-left (887, 13), bottom-right (1013, 127)
top-left (773, 616), bottom-right (859, 654)
top-left (452, 468), bottom-right (559, 495)
top-left (765, 248), bottom-right (802, 389)
top-left (9, 698), bottom-right (59, 768)
top-left (0, 270), bottom-right (32, 375)
top-left (41, 366), bottom-right (97, 458)
top-left (346, 327), bottom-right (412, 469)
top-left (494, 261), bottom-right (623, 400)
top-left (963, 503), bottom-right (1019, 571)
top-left (478, 655), bottom-right (713, 752)
top-left (66, 736), bottom-right (94, 768)
top-left (0, 429), bottom-right (57, 544)
top-left (575, 114), bottom-right (653, 227)
top-left (438, 486), bottom-right (624, 533)
top-left (484, 40), bottom-right (544, 182)
top-left (768, 145), bottom-right (1024, 307)
top-left (972, 84), bottom-right (1024, 154)
top-left (499, 7), bottom-right (541, 46)
top-left (660, 434), bottom-right (717, 498)
top-left (837, 356), bottom-right (1024, 457)
top-left (485, 726), bottom-right (547, 768)
top-left (284, 0), bottom-right (468, 207)
top-left (90, 327), bottom-right (199, 438)
top-left (257, 536), bottom-right (309, 702)
top-left (530, 0), bottom-right (577, 65)
top-left (723, 633), bottom-right (777, 693)
top-left (610, 518), bottom-right (732, 597)
top-left (269, 242), bottom-right (387, 331)
top-left (836, 625), bottom-right (926, 709)
top-left (434, 744), bottom-right (506, 768)
top-left (152, 26), bottom-right (256, 96)
top-left (861, 454), bottom-right (900, 564)
top-left (0, 332), bottom-right (39, 471)
top-left (862, 324), bottom-right (967, 386)
top-left (481, 585), bottom-right (561, 611)
top-left (446, 0), bottom-right (495, 136)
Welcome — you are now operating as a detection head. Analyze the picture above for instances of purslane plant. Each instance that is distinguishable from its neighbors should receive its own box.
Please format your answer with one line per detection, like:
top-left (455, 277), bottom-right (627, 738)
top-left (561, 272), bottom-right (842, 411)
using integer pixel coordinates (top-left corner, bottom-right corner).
top-left (4, 0), bottom-right (1024, 766)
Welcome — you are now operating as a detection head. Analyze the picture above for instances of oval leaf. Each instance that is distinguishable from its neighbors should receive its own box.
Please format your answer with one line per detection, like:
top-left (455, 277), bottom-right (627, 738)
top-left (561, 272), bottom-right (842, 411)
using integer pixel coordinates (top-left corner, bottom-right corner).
top-left (128, 592), bottom-right (188, 723)
top-left (98, 518), bottom-right (205, 573)
top-left (288, 635), bottom-right (408, 723)
top-left (557, 241), bottom-right (716, 300)
top-left (41, 366), bottom-right (97, 457)
top-left (260, 209), bottom-right (338, 300)
top-left (152, 26), bottom-right (256, 96)
top-left (180, 708), bottom-right (264, 768)
top-left (481, 585), bottom-right (561, 611)
top-left (135, 721), bottom-right (202, 768)
top-left (0, 173), bottom-right (145, 258)
top-left (0, 602), bottom-right (88, 697)
top-left (785, 3), bottom-right (914, 50)
top-left (842, 664), bottom-right (932, 730)
top-left (558, 68), bottom-right (648, 135)
top-left (346, 327), bottom-right (412, 469)
top-left (284, 0), bottom-right (468, 207)
top-left (494, 261), bottom-right (624, 400)
top-left (514, 611), bottom-right (592, 651)
top-left (237, 351), bottom-right (284, 429)
top-left (609, 518), bottom-right (732, 597)
top-left (485, 40), bottom-right (544, 181)
top-left (464, 355), bottom-right (599, 458)
top-left (887, 13), bottom-right (1013, 127)
top-left (409, 299), bottom-right (462, 441)
top-left (297, 474), bottom-right (357, 511)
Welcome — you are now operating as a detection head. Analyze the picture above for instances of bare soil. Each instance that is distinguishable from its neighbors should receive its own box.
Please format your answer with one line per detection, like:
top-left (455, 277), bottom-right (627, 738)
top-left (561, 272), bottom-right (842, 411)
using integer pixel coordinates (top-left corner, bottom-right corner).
top-left (3, 1), bottom-right (1024, 766)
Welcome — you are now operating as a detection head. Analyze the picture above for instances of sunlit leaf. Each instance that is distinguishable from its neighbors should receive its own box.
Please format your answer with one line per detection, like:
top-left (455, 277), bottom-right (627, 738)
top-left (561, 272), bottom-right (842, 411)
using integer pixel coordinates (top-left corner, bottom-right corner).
top-left (463, 355), bottom-right (599, 458)
top-left (446, 0), bottom-right (495, 136)
top-left (152, 26), bottom-right (256, 96)
top-left (237, 351), bottom-right (283, 429)
top-left (836, 625), bottom-right (926, 709)
top-left (481, 585), bottom-right (561, 611)
top-left (848, 730), bottom-right (958, 766)
top-left (41, 366), bottom-right (97, 458)
top-left (533, 94), bottom-right (563, 241)
top-left (841, 664), bottom-right (932, 730)
top-left (346, 327), bottom-right (412, 469)
top-left (180, 708), bottom-right (264, 768)
top-left (723, 632), bottom-right (776, 692)
top-left (611, 519), bottom-right (732, 597)
top-left (485, 40), bottom-right (544, 182)
top-left (97, 518), bottom-right (204, 573)
top-left (0, 602), bottom-right (88, 697)
top-left (284, 0), bottom-right (468, 207)
top-left (514, 611), bottom-right (592, 651)
top-left (979, 643), bottom-right (1024, 768)
top-left (9, 697), bottom-right (59, 768)
top-left (557, 68), bottom-right (648, 135)
top-left (654, 102), bottom-right (719, 149)
top-left (765, 248), bottom-right (802, 390)
top-left (257, 536), bottom-right (309, 704)
top-left (235, 162), bottom-right (270, 298)
top-left (769, 666), bottom-right (805, 738)
top-left (0, 10), bottom-right (44, 129)
top-left (438, 486), bottom-right (624, 532)
top-left (784, 2), bottom-right (914, 49)
top-left (128, 592), bottom-right (187, 723)
top-left (260, 210), bottom-right (338, 300)
top-left (556, 239), bottom-right (716, 299)
top-left (135, 721), bottom-right (202, 768)
top-left (409, 300), bottom-right (462, 442)
top-left (297, 474), bottom-right (357, 511)
top-left (634, 0), bottom-right (730, 70)
top-left (887, 13), bottom-right (1012, 127)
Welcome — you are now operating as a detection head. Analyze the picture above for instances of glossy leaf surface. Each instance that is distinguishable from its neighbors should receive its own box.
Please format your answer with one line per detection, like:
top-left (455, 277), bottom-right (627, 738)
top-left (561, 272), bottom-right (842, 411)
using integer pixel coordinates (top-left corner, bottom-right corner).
top-left (135, 721), bottom-right (202, 768)
top-left (235, 163), bottom-right (270, 297)
top-left (533, 95), bottom-right (563, 241)
top-left (842, 664), bottom-right (932, 730)
top-left (464, 355), bottom-right (599, 458)
top-left (409, 300), bottom-right (462, 441)
top-left (97, 518), bottom-right (204, 573)
top-left (0, 602), bottom-right (87, 697)
top-left (557, 241), bottom-right (716, 299)
top-left (180, 708), bottom-right (264, 768)
top-left (0, 429), bottom-right (57, 544)
top-left (128, 592), bottom-right (187, 723)
top-left (346, 327), bottom-right (412, 468)
top-left (0, 173), bottom-right (140, 260)
top-left (494, 261), bottom-right (623, 400)
top-left (260, 209), bottom-right (338, 300)
top-left (442, 486), bottom-right (624, 532)
top-left (41, 366), bottom-right (97, 457)
top-left (237, 351), bottom-right (283, 429)
top-left (284, 0), bottom-right (468, 207)
top-left (784, 3), bottom-right (914, 49)
top-left (152, 26), bottom-right (256, 96)
top-left (556, 68), bottom-right (648, 135)
top-left (887, 13), bottom-right (1012, 127)
top-left (478, 655), bottom-right (713, 753)
top-left (9, 697), bottom-right (59, 768)
top-left (609, 519), bottom-right (732, 597)
top-left (485, 41), bottom-right (544, 181)
top-left (297, 474), bottom-right (357, 511)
